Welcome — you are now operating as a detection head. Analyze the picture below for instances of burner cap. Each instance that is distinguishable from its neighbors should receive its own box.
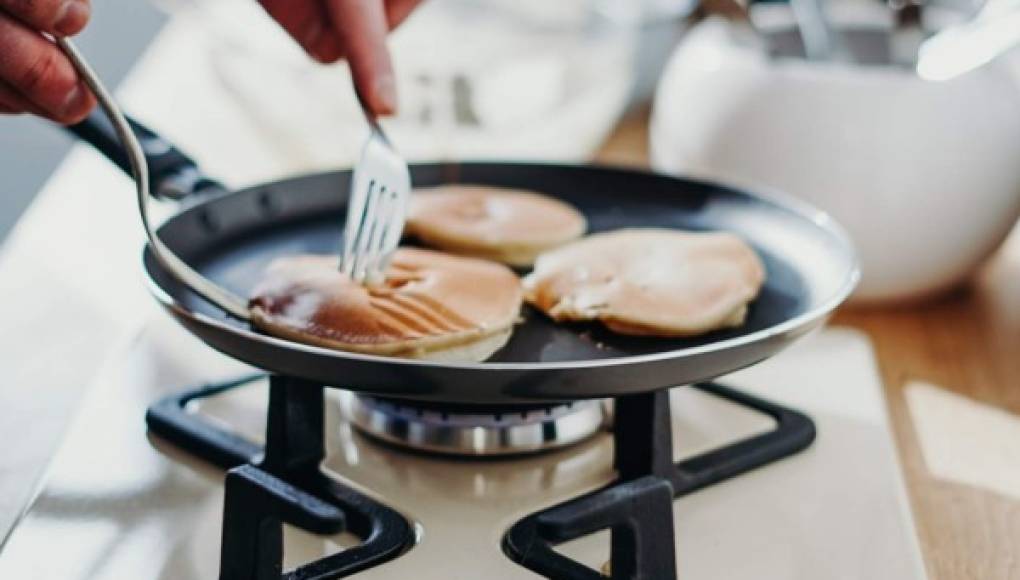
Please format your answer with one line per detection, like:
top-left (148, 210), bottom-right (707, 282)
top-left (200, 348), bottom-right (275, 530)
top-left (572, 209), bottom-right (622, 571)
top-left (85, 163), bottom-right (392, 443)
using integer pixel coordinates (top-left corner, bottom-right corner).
top-left (341, 394), bottom-right (606, 456)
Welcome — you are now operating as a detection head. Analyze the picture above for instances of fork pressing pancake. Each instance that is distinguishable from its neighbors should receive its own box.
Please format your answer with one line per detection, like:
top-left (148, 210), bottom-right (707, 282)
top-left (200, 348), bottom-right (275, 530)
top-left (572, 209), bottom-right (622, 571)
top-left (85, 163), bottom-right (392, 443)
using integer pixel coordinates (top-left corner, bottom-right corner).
top-left (249, 248), bottom-right (522, 361)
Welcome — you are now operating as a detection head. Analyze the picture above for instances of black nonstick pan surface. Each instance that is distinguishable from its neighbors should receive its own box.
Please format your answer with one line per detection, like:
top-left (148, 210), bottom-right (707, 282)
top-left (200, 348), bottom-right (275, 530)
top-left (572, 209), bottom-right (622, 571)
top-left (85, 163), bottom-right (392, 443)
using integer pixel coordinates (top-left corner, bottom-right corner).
top-left (71, 115), bottom-right (858, 403)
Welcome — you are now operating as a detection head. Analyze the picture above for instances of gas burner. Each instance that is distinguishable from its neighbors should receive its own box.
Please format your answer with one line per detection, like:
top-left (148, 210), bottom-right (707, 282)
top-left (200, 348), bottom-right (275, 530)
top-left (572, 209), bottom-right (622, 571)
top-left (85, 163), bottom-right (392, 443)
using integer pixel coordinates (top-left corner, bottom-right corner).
top-left (342, 394), bottom-right (607, 456)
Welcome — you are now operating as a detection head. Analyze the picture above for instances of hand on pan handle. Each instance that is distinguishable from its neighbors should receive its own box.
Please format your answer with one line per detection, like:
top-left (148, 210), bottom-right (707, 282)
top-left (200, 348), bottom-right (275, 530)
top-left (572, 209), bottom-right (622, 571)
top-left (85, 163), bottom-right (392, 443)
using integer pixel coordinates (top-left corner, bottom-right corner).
top-left (259, 0), bottom-right (424, 116)
top-left (0, 0), bottom-right (95, 124)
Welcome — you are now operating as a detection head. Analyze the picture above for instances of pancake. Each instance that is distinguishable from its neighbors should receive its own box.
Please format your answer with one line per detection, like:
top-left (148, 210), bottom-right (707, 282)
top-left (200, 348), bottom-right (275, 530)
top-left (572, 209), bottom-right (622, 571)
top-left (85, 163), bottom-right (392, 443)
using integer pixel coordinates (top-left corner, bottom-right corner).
top-left (522, 228), bottom-right (765, 337)
top-left (405, 185), bottom-right (587, 266)
top-left (249, 248), bottom-right (522, 361)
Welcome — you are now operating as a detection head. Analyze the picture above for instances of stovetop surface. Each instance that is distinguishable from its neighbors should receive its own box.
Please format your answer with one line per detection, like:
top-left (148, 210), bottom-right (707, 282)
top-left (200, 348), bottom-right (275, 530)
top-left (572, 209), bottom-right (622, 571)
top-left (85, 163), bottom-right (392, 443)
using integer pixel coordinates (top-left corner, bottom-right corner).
top-left (0, 318), bottom-right (925, 579)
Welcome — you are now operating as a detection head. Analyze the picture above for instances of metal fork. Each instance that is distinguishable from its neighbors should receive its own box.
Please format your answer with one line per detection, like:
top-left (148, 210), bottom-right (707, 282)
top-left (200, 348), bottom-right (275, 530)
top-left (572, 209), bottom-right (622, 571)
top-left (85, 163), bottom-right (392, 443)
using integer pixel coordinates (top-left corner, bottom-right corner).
top-left (340, 110), bottom-right (411, 286)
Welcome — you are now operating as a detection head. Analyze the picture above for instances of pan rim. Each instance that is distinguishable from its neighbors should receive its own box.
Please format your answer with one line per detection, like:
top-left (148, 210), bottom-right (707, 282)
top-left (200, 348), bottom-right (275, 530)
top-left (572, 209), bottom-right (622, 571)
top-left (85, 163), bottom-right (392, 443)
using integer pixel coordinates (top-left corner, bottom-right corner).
top-left (145, 162), bottom-right (860, 372)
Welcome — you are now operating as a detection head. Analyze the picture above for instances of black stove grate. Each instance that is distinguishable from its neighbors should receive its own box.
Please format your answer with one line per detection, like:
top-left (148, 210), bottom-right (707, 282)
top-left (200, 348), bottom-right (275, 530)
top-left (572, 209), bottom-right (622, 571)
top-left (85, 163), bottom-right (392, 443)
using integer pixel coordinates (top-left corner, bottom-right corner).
top-left (147, 378), bottom-right (814, 580)
top-left (147, 375), bottom-right (415, 580)
top-left (502, 383), bottom-right (816, 579)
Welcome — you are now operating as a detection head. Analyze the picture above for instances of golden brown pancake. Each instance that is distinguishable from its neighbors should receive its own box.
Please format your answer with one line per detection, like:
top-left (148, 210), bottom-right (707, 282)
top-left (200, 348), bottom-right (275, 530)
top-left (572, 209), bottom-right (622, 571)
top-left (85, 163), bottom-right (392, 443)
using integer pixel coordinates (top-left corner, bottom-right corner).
top-left (249, 248), bottom-right (522, 361)
top-left (523, 229), bottom-right (765, 337)
top-left (405, 185), bottom-right (587, 267)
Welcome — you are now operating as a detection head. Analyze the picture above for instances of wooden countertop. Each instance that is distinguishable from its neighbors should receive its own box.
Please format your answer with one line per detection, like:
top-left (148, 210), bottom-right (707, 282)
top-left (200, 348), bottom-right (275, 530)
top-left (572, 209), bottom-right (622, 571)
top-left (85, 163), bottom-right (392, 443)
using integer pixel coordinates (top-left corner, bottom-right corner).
top-left (597, 107), bottom-right (1020, 580)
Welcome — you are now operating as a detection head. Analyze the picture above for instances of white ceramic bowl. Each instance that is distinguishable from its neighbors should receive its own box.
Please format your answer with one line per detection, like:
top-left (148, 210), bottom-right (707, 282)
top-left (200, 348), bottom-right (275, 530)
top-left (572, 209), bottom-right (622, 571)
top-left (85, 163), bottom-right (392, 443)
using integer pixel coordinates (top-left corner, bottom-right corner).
top-left (650, 17), bottom-right (1020, 303)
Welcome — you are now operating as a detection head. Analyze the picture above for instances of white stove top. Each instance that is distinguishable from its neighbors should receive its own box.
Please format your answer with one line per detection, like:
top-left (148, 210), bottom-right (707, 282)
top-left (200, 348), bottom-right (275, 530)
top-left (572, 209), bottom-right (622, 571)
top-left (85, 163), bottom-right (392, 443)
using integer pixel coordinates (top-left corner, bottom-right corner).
top-left (0, 317), bottom-right (925, 579)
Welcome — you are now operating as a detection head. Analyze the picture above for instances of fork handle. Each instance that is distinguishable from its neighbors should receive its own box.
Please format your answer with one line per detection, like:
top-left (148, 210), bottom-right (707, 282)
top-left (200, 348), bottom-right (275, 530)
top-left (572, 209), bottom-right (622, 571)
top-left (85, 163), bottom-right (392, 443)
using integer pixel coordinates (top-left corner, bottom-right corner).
top-left (65, 109), bottom-right (225, 200)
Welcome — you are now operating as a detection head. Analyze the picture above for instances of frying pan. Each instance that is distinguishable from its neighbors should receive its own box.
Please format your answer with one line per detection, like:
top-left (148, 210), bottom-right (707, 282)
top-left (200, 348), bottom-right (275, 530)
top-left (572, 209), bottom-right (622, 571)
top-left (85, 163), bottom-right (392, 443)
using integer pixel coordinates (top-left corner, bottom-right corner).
top-left (65, 107), bottom-right (857, 404)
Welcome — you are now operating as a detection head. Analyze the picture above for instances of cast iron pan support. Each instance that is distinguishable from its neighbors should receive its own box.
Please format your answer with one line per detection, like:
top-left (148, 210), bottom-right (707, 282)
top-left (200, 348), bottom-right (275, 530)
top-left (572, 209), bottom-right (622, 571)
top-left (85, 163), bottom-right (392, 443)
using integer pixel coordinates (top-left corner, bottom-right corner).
top-left (502, 384), bottom-right (817, 579)
top-left (146, 375), bottom-right (415, 579)
top-left (148, 376), bottom-right (815, 579)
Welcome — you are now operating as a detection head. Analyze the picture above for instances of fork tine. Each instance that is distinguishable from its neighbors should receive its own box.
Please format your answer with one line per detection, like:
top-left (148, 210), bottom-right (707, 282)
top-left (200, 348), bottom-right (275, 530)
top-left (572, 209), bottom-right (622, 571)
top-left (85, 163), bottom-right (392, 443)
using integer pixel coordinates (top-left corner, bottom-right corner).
top-left (341, 177), bottom-right (373, 276)
top-left (351, 183), bottom-right (384, 283)
top-left (344, 180), bottom-right (375, 280)
top-left (361, 185), bottom-right (395, 284)
top-left (375, 187), bottom-right (407, 274)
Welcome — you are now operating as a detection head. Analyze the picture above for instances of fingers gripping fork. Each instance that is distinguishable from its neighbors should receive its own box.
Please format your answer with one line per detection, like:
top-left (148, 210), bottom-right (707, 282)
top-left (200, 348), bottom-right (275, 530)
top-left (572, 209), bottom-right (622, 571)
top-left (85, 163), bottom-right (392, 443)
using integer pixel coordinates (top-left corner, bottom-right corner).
top-left (341, 118), bottom-right (411, 286)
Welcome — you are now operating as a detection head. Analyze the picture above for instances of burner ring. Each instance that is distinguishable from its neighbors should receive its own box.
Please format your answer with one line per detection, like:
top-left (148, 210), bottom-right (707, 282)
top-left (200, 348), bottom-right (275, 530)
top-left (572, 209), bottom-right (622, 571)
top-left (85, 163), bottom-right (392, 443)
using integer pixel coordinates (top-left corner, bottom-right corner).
top-left (341, 394), bottom-right (607, 456)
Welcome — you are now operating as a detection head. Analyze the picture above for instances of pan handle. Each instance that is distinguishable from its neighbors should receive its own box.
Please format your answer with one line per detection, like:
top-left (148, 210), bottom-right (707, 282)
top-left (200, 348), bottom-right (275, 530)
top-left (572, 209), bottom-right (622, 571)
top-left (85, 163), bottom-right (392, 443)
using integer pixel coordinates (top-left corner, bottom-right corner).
top-left (57, 38), bottom-right (251, 320)
top-left (65, 109), bottom-right (224, 200)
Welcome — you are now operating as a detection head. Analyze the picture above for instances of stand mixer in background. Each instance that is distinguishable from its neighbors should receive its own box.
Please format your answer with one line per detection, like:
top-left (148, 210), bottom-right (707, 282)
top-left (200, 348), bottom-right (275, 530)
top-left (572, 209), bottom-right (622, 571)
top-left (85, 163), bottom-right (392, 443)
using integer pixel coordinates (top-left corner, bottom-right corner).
top-left (651, 0), bottom-right (1020, 304)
